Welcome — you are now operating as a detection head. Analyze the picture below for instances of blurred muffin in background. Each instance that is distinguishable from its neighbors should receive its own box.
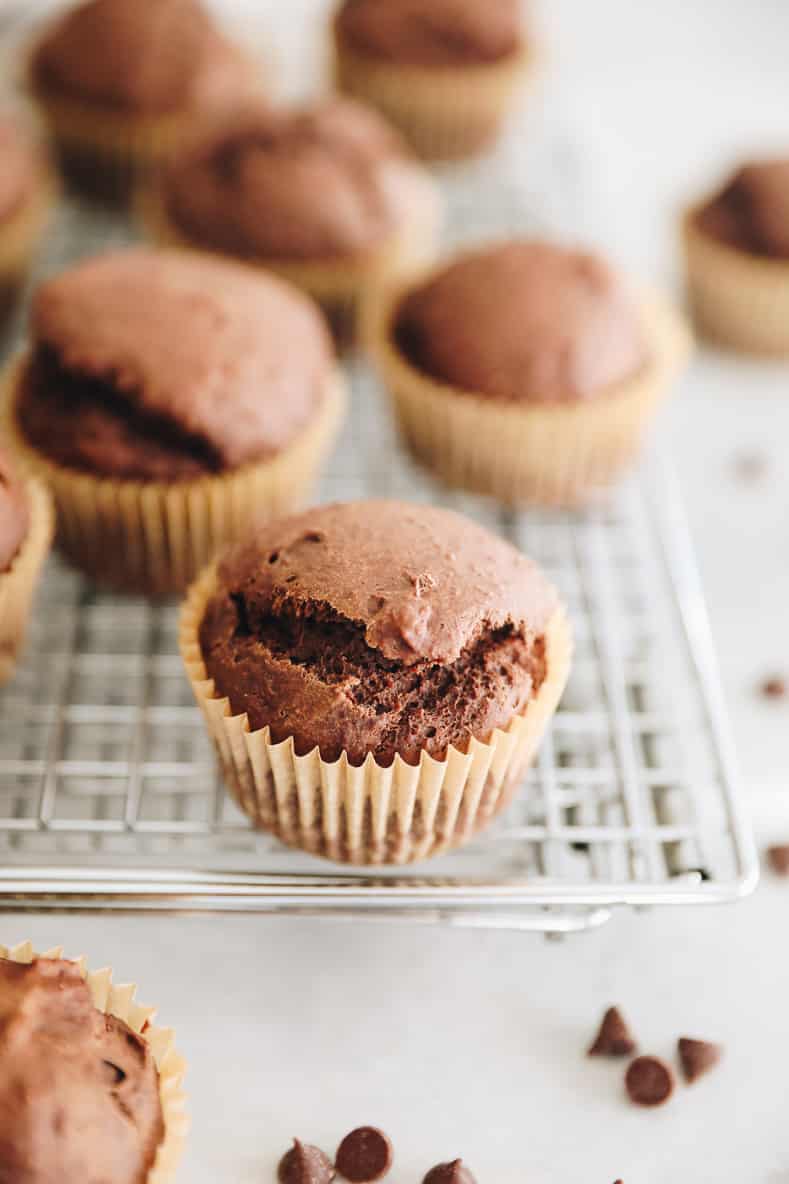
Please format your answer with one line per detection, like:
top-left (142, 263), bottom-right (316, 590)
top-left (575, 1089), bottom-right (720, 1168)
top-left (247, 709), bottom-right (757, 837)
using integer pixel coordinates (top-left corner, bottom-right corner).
top-left (332, 0), bottom-right (533, 160)
top-left (141, 97), bottom-right (442, 348)
top-left (27, 0), bottom-right (264, 202)
top-left (684, 158), bottom-right (789, 354)
top-left (370, 240), bottom-right (690, 506)
top-left (1, 248), bottom-right (344, 596)
top-left (0, 447), bottom-right (52, 685)
top-left (0, 114), bottom-right (55, 331)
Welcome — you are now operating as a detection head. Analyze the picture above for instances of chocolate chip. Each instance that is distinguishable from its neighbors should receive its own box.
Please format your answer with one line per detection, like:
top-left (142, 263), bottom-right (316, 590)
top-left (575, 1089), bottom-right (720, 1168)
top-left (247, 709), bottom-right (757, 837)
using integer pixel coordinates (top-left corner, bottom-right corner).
top-left (278, 1139), bottom-right (335, 1184)
top-left (422, 1159), bottom-right (477, 1184)
top-left (588, 1006), bottom-right (637, 1057)
top-left (767, 844), bottom-right (789, 876)
top-left (678, 1037), bottom-right (722, 1083)
top-left (335, 1127), bottom-right (393, 1182)
top-left (760, 676), bottom-right (786, 699)
top-left (625, 1056), bottom-right (674, 1107)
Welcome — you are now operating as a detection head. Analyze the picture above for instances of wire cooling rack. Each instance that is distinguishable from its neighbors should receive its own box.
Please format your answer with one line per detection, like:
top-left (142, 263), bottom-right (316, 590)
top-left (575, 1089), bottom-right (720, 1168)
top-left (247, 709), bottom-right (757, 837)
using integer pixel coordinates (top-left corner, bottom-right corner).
top-left (0, 147), bottom-right (759, 930)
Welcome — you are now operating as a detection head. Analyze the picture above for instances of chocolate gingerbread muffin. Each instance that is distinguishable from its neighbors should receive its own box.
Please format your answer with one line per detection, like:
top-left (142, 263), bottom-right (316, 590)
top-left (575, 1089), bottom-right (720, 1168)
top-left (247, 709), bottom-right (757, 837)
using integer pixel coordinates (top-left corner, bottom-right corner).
top-left (332, 0), bottom-right (533, 159)
top-left (0, 115), bottom-right (54, 327)
top-left (685, 158), bottom-right (789, 352)
top-left (144, 98), bottom-right (441, 346)
top-left (0, 956), bottom-right (164, 1184)
top-left (372, 240), bottom-right (689, 504)
top-left (3, 248), bottom-right (344, 594)
top-left (29, 0), bottom-right (263, 200)
top-left (182, 500), bottom-right (571, 863)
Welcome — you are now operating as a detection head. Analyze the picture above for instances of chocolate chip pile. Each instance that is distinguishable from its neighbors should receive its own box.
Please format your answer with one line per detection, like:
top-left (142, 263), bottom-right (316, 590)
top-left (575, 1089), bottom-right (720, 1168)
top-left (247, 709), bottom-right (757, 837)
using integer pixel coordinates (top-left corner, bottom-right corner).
top-left (588, 1005), bottom-right (722, 1107)
top-left (277, 1127), bottom-right (476, 1183)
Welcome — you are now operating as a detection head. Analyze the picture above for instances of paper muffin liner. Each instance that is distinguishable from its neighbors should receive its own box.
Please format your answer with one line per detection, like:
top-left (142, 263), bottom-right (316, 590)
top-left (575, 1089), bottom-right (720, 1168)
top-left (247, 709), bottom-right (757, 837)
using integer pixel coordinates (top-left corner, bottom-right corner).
top-left (1, 356), bottom-right (346, 597)
top-left (0, 175), bottom-right (55, 324)
top-left (179, 563), bottom-right (572, 866)
top-left (0, 474), bottom-right (53, 685)
top-left (332, 38), bottom-right (532, 160)
top-left (683, 208), bottom-right (789, 355)
top-left (367, 283), bottom-right (691, 506)
top-left (139, 182), bottom-right (442, 349)
top-left (1, 940), bottom-right (188, 1184)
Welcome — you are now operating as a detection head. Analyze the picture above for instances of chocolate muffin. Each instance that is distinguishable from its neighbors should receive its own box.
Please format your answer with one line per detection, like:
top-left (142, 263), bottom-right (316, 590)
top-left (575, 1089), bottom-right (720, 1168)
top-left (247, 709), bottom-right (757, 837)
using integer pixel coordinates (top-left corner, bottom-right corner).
top-left (332, 0), bottom-right (533, 159)
top-left (0, 115), bottom-right (54, 327)
top-left (0, 944), bottom-right (186, 1184)
top-left (371, 240), bottom-right (690, 504)
top-left (28, 0), bottom-right (263, 200)
top-left (3, 248), bottom-right (344, 594)
top-left (181, 500), bottom-right (571, 863)
top-left (143, 98), bottom-right (441, 346)
top-left (684, 158), bottom-right (789, 353)
top-left (0, 448), bottom-right (51, 685)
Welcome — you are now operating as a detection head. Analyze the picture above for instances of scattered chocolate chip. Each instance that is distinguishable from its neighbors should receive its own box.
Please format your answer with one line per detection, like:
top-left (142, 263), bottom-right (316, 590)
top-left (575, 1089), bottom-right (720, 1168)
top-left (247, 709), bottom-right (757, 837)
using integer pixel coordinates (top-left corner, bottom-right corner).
top-left (422, 1160), bottom-right (477, 1184)
top-left (760, 676), bottom-right (786, 699)
top-left (767, 844), bottom-right (789, 875)
top-left (335, 1127), bottom-right (393, 1182)
top-left (625, 1056), bottom-right (674, 1107)
top-left (588, 1006), bottom-right (637, 1057)
top-left (278, 1139), bottom-right (335, 1184)
top-left (678, 1037), bottom-right (722, 1083)
top-left (732, 451), bottom-right (767, 482)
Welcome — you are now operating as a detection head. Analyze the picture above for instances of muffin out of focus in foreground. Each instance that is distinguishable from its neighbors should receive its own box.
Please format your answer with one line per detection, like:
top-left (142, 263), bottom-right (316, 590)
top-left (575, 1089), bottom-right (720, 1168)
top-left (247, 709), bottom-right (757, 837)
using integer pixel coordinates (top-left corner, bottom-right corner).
top-left (1, 248), bottom-right (345, 596)
top-left (0, 941), bottom-right (187, 1184)
top-left (141, 97), bottom-right (442, 348)
top-left (27, 0), bottom-right (264, 201)
top-left (0, 115), bottom-right (55, 330)
top-left (369, 239), bottom-right (690, 506)
top-left (332, 0), bottom-right (534, 160)
top-left (180, 499), bottom-right (571, 865)
top-left (684, 157), bottom-right (789, 354)
top-left (0, 447), bottom-right (52, 685)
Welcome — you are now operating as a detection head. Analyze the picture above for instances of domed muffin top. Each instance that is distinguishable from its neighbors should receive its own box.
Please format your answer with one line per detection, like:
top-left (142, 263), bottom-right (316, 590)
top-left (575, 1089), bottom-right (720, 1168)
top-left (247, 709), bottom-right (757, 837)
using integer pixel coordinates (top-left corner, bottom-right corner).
top-left (393, 240), bottom-right (645, 403)
top-left (0, 448), bottom-right (29, 571)
top-left (17, 247), bottom-right (334, 480)
top-left (0, 956), bottom-right (163, 1184)
top-left (695, 158), bottom-right (789, 259)
top-left (32, 0), bottom-right (257, 115)
top-left (199, 500), bottom-right (558, 765)
top-left (334, 0), bottom-right (525, 67)
top-left (160, 98), bottom-right (439, 261)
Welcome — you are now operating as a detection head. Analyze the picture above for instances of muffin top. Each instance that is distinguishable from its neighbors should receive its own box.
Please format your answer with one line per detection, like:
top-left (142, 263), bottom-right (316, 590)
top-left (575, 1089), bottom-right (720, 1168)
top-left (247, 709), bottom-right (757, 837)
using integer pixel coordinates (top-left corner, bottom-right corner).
top-left (0, 956), bottom-right (163, 1184)
top-left (32, 0), bottom-right (258, 115)
top-left (199, 500), bottom-right (558, 766)
top-left (16, 247), bottom-right (334, 481)
top-left (393, 241), bottom-right (645, 403)
top-left (0, 116), bottom-right (45, 224)
top-left (334, 0), bottom-right (525, 67)
top-left (161, 98), bottom-right (438, 261)
top-left (695, 158), bottom-right (789, 259)
top-left (0, 448), bottom-right (29, 571)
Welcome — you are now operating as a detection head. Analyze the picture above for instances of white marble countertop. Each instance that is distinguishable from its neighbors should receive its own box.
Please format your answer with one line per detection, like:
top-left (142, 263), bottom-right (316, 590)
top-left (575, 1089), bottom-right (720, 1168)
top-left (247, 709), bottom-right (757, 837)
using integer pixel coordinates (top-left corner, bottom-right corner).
top-left (5, 3), bottom-right (789, 1181)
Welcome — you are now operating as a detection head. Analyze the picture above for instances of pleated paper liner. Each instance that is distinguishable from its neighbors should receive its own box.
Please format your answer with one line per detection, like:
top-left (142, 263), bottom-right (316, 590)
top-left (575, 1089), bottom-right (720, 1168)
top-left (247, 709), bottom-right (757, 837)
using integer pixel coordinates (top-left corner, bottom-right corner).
top-left (332, 38), bottom-right (533, 160)
top-left (138, 183), bottom-right (442, 350)
top-left (1, 940), bottom-right (188, 1184)
top-left (683, 208), bottom-right (789, 355)
top-left (180, 563), bottom-right (572, 866)
top-left (1, 356), bottom-right (346, 597)
top-left (0, 176), bottom-right (56, 325)
top-left (367, 283), bottom-right (692, 507)
top-left (0, 474), bottom-right (52, 685)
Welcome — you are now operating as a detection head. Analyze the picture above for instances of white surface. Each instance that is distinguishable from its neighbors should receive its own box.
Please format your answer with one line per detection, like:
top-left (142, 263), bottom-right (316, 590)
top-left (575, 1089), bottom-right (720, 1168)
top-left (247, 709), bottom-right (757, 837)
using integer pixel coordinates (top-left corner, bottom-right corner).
top-left (5, 3), bottom-right (789, 1182)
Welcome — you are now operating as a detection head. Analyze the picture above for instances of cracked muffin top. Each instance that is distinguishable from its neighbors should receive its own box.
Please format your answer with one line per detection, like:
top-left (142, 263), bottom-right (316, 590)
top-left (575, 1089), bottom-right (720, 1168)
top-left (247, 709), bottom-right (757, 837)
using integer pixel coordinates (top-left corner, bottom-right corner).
top-left (334, 0), bottom-right (525, 67)
top-left (694, 158), bottom-right (789, 259)
top-left (199, 500), bottom-right (558, 766)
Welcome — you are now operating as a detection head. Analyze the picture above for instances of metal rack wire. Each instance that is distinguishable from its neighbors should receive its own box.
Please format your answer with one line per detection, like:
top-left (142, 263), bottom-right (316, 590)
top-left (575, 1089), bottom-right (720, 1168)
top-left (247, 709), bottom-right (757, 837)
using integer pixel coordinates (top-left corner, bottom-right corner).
top-left (0, 156), bottom-right (758, 930)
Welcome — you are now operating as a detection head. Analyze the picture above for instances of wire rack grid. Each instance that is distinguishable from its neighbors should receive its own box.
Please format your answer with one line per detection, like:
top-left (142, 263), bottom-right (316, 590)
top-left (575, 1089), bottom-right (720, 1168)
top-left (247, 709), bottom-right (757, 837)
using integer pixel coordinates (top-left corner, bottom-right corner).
top-left (0, 156), bottom-right (758, 932)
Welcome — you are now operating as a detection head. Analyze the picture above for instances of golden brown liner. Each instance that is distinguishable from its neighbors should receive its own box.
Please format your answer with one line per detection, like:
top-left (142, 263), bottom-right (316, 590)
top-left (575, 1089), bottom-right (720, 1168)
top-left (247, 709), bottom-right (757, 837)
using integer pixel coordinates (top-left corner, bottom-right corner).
top-left (180, 563), bottom-right (572, 866)
top-left (1, 355), bottom-right (346, 597)
top-left (367, 281), bottom-right (692, 507)
top-left (138, 182), bottom-right (442, 347)
top-left (0, 474), bottom-right (52, 685)
top-left (683, 206), bottom-right (789, 355)
top-left (1, 940), bottom-right (188, 1184)
top-left (0, 175), bottom-right (56, 320)
top-left (332, 36), bottom-right (533, 160)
